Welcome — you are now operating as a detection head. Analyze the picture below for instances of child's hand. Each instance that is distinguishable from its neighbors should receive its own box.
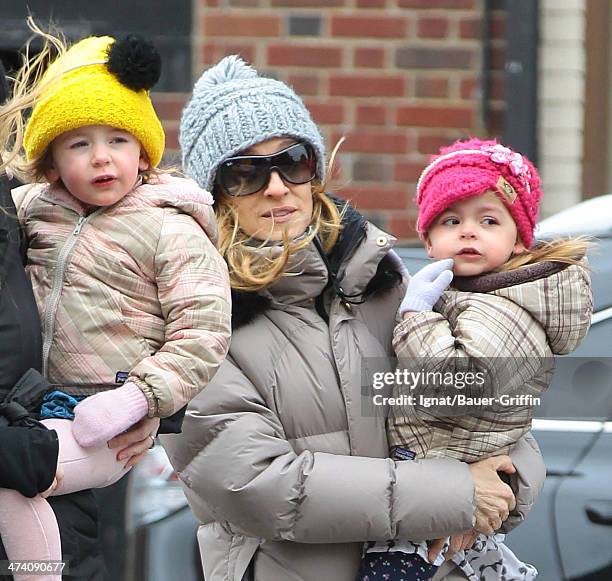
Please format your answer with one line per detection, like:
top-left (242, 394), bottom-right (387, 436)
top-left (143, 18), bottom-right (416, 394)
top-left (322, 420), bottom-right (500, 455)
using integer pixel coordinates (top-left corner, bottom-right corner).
top-left (72, 382), bottom-right (149, 448)
top-left (399, 258), bottom-right (454, 315)
top-left (41, 465), bottom-right (63, 499)
top-left (428, 530), bottom-right (479, 563)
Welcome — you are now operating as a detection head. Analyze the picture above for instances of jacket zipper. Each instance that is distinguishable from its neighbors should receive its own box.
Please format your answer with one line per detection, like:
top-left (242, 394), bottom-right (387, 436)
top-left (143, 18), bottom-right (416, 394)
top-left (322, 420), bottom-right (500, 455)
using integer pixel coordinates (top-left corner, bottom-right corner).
top-left (42, 215), bottom-right (88, 377)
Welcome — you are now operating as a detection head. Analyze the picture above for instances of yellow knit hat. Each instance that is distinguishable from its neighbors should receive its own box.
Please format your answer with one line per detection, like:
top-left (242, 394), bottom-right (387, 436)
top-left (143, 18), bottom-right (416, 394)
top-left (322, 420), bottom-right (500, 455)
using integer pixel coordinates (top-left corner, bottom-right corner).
top-left (24, 35), bottom-right (165, 166)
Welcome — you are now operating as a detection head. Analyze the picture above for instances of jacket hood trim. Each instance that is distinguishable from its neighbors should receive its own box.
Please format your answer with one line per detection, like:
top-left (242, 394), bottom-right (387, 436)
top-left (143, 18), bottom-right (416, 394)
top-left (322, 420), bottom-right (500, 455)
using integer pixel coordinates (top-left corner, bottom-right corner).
top-left (231, 252), bottom-right (401, 330)
top-left (452, 259), bottom-right (570, 293)
top-left (231, 290), bottom-right (272, 330)
top-left (230, 196), bottom-right (403, 330)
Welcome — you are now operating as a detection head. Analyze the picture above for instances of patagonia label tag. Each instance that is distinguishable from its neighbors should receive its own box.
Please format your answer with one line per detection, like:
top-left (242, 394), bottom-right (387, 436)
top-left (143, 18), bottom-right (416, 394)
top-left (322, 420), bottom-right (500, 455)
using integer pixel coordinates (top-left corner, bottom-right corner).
top-left (115, 371), bottom-right (129, 384)
top-left (496, 175), bottom-right (517, 203)
top-left (393, 447), bottom-right (417, 461)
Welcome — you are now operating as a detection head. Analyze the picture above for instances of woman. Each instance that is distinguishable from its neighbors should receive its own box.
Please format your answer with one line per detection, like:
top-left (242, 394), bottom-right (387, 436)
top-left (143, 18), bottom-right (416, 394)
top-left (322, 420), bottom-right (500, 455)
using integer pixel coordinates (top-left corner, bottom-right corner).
top-left (162, 55), bottom-right (545, 581)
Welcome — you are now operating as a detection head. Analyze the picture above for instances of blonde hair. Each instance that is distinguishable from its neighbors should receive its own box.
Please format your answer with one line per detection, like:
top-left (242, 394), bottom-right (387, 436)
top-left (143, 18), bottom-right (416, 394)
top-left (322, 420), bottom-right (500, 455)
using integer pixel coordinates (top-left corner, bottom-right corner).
top-left (0, 18), bottom-right (67, 180)
top-left (497, 237), bottom-right (591, 272)
top-left (217, 140), bottom-right (345, 291)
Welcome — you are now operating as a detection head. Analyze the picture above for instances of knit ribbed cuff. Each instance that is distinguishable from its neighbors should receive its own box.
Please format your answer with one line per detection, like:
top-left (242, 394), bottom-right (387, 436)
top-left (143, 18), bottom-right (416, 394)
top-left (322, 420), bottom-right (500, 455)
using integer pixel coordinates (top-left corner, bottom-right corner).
top-left (117, 382), bottom-right (150, 419)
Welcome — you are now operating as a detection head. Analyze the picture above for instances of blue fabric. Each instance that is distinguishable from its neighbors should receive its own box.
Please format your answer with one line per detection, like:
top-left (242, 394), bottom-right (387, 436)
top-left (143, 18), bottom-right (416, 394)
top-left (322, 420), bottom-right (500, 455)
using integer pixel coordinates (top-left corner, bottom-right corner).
top-left (40, 390), bottom-right (86, 420)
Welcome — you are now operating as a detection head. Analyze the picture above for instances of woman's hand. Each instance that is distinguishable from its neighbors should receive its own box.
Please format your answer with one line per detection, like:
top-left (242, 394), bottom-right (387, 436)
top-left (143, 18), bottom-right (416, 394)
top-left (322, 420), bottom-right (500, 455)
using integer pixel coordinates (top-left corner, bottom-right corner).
top-left (108, 416), bottom-right (160, 469)
top-left (41, 465), bottom-right (63, 499)
top-left (468, 455), bottom-right (516, 535)
top-left (429, 455), bottom-right (515, 561)
top-left (428, 529), bottom-right (479, 563)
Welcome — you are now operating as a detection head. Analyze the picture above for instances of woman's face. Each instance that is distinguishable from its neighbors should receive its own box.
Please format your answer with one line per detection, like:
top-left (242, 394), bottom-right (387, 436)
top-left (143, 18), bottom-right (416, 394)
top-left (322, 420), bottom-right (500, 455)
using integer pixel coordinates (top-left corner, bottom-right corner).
top-left (223, 137), bottom-right (314, 241)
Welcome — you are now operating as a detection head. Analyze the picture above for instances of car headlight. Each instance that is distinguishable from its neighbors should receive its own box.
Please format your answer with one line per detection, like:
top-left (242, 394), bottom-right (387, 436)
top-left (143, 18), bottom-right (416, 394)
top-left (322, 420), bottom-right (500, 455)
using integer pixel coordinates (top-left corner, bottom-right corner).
top-left (126, 443), bottom-right (189, 530)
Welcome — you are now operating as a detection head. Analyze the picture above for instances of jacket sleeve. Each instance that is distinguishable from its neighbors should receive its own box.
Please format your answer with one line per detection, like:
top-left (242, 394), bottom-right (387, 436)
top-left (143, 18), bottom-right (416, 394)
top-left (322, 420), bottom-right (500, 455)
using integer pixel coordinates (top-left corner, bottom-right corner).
top-left (162, 359), bottom-right (476, 544)
top-left (128, 210), bottom-right (232, 418)
top-left (500, 431), bottom-right (546, 533)
top-left (393, 292), bottom-right (549, 363)
top-left (0, 426), bottom-right (58, 497)
top-left (392, 293), bottom-right (550, 399)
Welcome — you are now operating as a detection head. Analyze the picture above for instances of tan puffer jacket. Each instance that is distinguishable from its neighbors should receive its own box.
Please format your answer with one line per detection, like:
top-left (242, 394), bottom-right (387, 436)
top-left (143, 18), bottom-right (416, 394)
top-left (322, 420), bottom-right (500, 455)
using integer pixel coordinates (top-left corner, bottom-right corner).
top-left (13, 175), bottom-right (232, 417)
top-left (162, 212), bottom-right (546, 581)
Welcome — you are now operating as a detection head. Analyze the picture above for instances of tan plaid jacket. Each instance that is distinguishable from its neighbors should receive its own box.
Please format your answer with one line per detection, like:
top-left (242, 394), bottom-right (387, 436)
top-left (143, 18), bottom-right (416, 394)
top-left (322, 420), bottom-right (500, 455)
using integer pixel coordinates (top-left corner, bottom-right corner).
top-left (13, 175), bottom-right (231, 417)
top-left (389, 258), bottom-right (592, 461)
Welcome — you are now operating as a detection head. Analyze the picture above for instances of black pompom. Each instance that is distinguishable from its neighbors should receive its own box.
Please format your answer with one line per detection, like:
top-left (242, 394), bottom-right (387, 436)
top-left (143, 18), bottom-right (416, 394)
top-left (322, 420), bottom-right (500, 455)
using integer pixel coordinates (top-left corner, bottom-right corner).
top-left (106, 34), bottom-right (161, 91)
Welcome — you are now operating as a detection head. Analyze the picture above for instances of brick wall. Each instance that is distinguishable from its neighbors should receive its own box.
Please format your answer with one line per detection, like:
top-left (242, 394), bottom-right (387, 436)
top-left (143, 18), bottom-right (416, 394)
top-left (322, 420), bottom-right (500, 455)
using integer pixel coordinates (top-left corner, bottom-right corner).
top-left (156, 0), bottom-right (507, 240)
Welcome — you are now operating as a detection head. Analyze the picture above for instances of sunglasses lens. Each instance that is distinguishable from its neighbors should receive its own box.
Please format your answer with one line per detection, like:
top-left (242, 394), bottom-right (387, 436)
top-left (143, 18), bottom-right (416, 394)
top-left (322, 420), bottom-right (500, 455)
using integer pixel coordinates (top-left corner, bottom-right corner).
top-left (218, 159), bottom-right (268, 197)
top-left (218, 143), bottom-right (317, 196)
top-left (276, 144), bottom-right (316, 185)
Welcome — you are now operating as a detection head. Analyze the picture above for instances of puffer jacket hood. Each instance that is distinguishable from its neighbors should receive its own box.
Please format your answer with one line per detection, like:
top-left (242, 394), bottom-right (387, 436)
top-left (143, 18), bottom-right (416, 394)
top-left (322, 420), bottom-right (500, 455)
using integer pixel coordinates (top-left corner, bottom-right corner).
top-left (14, 173), bottom-right (218, 243)
top-left (134, 175), bottom-right (217, 242)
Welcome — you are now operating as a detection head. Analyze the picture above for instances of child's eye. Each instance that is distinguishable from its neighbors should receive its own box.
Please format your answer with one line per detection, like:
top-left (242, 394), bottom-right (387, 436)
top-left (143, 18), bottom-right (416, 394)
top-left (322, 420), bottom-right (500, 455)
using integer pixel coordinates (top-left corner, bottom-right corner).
top-left (441, 217), bottom-right (459, 226)
top-left (482, 217), bottom-right (498, 225)
top-left (110, 136), bottom-right (128, 144)
top-left (69, 140), bottom-right (88, 149)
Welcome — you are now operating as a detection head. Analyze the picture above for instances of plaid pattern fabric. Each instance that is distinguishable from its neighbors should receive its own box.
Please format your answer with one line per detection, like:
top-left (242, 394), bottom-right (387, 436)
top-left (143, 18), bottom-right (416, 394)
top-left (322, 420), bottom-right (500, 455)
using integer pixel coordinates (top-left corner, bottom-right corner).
top-left (389, 260), bottom-right (592, 461)
top-left (15, 176), bottom-right (231, 418)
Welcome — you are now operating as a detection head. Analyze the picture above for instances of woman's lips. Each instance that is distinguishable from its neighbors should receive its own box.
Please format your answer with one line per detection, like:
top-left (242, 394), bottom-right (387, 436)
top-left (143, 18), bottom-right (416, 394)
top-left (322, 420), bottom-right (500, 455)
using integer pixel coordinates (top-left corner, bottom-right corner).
top-left (262, 207), bottom-right (296, 223)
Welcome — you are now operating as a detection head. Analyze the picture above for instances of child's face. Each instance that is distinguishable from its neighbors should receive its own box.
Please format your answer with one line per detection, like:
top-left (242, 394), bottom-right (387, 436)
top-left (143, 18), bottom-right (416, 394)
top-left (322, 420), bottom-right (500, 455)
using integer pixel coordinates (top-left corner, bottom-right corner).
top-left (424, 191), bottom-right (526, 276)
top-left (46, 125), bottom-right (149, 208)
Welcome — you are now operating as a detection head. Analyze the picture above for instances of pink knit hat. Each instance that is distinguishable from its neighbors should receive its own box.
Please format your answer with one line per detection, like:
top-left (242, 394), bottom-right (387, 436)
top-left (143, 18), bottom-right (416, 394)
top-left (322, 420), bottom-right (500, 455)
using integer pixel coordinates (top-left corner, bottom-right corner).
top-left (416, 138), bottom-right (542, 248)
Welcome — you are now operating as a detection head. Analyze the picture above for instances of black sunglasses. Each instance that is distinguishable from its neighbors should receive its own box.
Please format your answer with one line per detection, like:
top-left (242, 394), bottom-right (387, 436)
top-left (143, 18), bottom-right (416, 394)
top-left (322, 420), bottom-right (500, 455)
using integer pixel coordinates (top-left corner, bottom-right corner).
top-left (216, 142), bottom-right (317, 197)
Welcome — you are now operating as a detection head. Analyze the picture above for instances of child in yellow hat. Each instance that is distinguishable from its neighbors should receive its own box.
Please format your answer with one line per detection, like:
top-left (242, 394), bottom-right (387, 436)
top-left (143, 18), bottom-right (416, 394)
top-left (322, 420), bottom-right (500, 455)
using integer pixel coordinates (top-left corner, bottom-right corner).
top-left (0, 23), bottom-right (231, 578)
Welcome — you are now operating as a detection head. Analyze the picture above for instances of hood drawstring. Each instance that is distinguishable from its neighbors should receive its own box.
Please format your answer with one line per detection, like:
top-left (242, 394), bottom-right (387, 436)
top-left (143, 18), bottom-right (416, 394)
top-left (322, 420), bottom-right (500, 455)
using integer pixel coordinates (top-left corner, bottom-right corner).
top-left (312, 235), bottom-right (368, 307)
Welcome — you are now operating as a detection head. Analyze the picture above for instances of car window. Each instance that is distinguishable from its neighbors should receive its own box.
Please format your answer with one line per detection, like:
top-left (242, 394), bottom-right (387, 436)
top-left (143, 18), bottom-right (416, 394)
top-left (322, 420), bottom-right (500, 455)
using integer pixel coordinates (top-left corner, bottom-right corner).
top-left (536, 317), bottom-right (612, 420)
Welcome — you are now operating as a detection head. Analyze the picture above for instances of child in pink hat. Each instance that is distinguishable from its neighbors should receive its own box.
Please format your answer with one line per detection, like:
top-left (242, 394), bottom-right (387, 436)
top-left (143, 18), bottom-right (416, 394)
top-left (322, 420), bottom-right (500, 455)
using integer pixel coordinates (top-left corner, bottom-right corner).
top-left (359, 138), bottom-right (592, 581)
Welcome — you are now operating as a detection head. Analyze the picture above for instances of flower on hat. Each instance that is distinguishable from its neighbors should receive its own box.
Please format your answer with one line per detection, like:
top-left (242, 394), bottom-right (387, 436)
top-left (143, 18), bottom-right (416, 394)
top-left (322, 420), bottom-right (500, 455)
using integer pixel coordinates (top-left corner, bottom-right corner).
top-left (482, 143), bottom-right (532, 193)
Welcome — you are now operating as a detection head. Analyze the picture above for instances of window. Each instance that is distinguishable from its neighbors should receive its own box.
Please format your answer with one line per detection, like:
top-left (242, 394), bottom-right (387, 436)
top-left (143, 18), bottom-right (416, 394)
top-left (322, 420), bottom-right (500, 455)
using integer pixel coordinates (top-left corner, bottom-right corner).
top-left (0, 1), bottom-right (191, 92)
top-left (537, 317), bottom-right (612, 421)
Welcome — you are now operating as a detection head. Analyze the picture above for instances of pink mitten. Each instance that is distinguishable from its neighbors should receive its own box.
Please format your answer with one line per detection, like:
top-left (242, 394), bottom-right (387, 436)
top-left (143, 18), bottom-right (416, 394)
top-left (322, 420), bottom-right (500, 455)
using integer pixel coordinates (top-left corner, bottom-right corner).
top-left (72, 382), bottom-right (149, 448)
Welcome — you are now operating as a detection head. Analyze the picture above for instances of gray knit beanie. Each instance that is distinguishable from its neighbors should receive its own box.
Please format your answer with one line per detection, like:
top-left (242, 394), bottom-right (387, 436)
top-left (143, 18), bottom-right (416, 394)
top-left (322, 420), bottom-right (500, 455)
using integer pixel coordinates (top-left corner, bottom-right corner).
top-left (180, 55), bottom-right (326, 193)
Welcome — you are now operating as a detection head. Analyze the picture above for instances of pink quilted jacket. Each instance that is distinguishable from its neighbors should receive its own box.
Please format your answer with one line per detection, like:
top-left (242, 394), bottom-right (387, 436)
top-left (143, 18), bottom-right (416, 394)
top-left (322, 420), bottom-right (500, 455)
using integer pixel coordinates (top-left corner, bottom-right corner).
top-left (13, 175), bottom-right (231, 417)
